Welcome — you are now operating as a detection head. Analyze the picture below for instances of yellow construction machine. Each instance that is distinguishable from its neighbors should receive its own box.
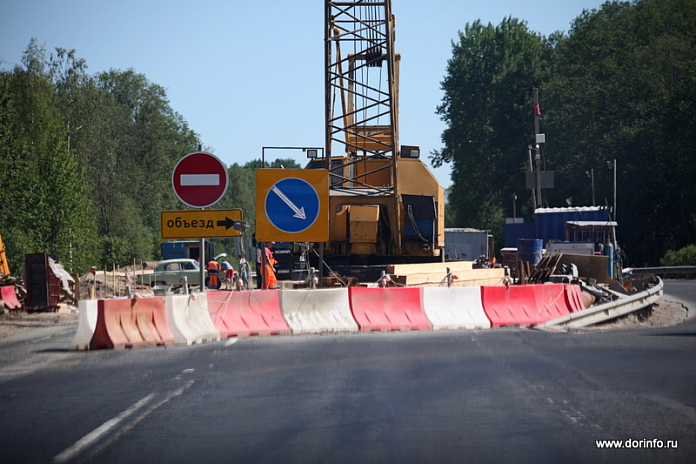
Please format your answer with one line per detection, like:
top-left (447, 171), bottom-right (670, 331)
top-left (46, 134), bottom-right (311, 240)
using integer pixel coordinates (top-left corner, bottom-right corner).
top-left (280, 1), bottom-right (445, 281)
top-left (0, 233), bottom-right (10, 275)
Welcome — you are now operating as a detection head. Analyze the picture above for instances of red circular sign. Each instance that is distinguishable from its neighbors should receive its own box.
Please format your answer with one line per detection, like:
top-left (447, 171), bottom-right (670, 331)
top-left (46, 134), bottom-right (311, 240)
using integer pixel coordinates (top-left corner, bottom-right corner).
top-left (172, 152), bottom-right (228, 208)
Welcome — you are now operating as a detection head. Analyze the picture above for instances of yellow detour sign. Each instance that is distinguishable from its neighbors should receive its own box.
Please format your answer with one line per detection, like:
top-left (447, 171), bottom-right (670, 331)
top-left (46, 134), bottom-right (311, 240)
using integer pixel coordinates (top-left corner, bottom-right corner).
top-left (161, 209), bottom-right (244, 239)
top-left (256, 169), bottom-right (329, 242)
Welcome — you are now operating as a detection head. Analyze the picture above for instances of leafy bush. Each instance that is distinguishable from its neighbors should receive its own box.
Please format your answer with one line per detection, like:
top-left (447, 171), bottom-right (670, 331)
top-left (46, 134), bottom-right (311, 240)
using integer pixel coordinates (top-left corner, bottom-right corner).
top-left (661, 244), bottom-right (696, 279)
top-left (661, 244), bottom-right (696, 266)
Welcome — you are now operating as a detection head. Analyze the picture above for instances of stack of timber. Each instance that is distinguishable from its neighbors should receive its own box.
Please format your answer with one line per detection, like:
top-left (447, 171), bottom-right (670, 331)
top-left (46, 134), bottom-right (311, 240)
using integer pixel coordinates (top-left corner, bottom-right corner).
top-left (387, 261), bottom-right (505, 287)
top-left (322, 275), bottom-right (360, 287)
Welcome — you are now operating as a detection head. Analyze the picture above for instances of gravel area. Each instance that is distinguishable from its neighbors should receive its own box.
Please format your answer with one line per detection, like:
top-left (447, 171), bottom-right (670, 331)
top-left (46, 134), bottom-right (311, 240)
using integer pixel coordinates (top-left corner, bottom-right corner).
top-left (0, 310), bottom-right (79, 341)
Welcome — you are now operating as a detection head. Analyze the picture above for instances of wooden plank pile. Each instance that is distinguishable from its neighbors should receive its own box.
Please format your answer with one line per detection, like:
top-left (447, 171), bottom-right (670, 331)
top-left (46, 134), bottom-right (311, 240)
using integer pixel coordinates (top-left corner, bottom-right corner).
top-left (387, 261), bottom-right (506, 287)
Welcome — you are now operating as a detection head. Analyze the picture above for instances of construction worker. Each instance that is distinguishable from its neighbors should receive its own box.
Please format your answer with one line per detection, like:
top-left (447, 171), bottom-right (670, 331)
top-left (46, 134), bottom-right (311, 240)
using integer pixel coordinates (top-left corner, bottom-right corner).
top-left (206, 258), bottom-right (220, 288)
top-left (221, 259), bottom-right (234, 289)
top-left (263, 242), bottom-right (278, 289)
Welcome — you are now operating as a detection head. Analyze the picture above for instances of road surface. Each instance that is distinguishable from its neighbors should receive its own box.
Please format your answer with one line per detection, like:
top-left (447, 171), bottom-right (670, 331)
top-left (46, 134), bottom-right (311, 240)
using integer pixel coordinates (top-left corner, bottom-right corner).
top-left (0, 296), bottom-right (694, 463)
top-left (663, 279), bottom-right (696, 319)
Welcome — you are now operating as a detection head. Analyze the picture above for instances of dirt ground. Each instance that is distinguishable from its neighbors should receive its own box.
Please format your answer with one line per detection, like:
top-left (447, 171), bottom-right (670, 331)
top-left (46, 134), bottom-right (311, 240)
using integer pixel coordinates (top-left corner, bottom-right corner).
top-left (77, 261), bottom-right (160, 300)
top-left (0, 310), bottom-right (79, 340)
top-left (566, 298), bottom-right (688, 332)
top-left (0, 296), bottom-right (689, 341)
top-left (0, 261), bottom-right (184, 341)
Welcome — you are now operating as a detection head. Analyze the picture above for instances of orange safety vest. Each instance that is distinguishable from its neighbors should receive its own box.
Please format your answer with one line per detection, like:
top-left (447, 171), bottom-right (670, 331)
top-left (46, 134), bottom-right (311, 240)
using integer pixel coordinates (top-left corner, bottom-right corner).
top-left (207, 260), bottom-right (220, 287)
top-left (263, 248), bottom-right (278, 289)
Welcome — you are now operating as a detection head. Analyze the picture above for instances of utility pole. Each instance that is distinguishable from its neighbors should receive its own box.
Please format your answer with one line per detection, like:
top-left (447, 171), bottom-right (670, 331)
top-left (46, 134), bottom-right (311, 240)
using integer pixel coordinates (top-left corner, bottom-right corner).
top-left (590, 168), bottom-right (595, 206)
top-left (606, 159), bottom-right (617, 221)
top-left (528, 145), bottom-right (536, 210)
top-left (586, 169), bottom-right (596, 206)
top-left (612, 159), bottom-right (617, 222)
top-left (534, 88), bottom-right (542, 209)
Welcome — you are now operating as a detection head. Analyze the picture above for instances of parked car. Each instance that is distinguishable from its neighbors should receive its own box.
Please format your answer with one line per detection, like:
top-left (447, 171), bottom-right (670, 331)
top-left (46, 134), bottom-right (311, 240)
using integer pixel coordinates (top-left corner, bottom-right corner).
top-left (136, 259), bottom-right (202, 287)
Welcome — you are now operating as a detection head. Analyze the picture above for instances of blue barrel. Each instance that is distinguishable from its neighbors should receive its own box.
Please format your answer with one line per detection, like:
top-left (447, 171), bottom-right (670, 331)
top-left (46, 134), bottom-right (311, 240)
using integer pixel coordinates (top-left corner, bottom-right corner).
top-left (517, 239), bottom-right (543, 265)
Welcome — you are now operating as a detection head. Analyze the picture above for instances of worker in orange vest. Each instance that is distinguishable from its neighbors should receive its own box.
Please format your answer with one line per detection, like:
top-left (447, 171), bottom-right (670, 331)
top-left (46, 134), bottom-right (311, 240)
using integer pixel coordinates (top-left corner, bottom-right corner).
top-left (207, 259), bottom-right (220, 288)
top-left (262, 242), bottom-right (278, 289)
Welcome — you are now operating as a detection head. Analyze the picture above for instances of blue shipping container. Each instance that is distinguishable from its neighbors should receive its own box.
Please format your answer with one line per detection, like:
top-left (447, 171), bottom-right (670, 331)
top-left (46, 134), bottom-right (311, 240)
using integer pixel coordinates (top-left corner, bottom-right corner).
top-left (534, 207), bottom-right (611, 246)
top-left (504, 222), bottom-right (536, 248)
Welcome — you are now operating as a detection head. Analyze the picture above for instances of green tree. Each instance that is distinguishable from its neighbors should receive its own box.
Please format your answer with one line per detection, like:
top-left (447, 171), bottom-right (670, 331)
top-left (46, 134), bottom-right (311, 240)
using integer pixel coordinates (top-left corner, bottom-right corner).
top-left (268, 158), bottom-right (301, 169)
top-left (433, 18), bottom-right (552, 242)
top-left (2, 40), bottom-right (203, 270)
top-left (77, 69), bottom-right (200, 264)
top-left (0, 39), bottom-right (98, 272)
top-left (0, 71), bottom-right (35, 272)
top-left (544, 0), bottom-right (696, 265)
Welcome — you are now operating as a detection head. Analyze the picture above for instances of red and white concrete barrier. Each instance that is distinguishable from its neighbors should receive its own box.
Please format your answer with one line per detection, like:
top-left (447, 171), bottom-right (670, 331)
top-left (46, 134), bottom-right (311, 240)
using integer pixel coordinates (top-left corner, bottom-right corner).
top-left (421, 287), bottom-right (490, 330)
top-left (280, 288), bottom-right (358, 334)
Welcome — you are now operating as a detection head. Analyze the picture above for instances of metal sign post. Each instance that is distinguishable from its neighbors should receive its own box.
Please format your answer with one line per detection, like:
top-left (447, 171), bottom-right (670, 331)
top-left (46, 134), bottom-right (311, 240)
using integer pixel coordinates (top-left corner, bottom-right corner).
top-left (170, 151), bottom-right (231, 292)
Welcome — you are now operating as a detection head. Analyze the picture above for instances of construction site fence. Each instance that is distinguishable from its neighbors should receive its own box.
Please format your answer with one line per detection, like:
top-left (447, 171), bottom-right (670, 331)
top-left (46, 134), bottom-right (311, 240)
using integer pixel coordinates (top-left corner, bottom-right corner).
top-left (68, 282), bottom-right (615, 350)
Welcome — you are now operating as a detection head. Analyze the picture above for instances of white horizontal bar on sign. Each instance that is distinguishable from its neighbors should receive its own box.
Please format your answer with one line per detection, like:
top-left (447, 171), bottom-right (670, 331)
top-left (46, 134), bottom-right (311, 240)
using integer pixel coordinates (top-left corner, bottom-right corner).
top-left (180, 174), bottom-right (220, 186)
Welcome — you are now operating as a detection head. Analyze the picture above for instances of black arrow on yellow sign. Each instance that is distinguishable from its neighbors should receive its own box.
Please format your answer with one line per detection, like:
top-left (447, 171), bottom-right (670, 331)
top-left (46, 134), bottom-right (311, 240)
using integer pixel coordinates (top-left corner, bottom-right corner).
top-left (161, 209), bottom-right (244, 239)
top-left (217, 217), bottom-right (236, 230)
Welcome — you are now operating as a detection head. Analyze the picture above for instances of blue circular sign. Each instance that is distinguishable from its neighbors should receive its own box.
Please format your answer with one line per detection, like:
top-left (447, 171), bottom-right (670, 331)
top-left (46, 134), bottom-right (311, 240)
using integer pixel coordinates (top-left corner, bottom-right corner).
top-left (265, 177), bottom-right (320, 234)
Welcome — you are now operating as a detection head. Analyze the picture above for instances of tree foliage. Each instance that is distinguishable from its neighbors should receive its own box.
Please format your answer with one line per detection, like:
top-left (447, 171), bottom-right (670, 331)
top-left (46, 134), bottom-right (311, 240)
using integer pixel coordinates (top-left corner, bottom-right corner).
top-left (433, 17), bottom-right (552, 243)
top-left (1, 40), bottom-right (201, 272)
top-left (6, 0), bottom-right (691, 274)
top-left (661, 244), bottom-right (696, 267)
top-left (0, 41), bottom-right (304, 275)
top-left (0, 40), bottom-right (98, 272)
top-left (435, 0), bottom-right (696, 265)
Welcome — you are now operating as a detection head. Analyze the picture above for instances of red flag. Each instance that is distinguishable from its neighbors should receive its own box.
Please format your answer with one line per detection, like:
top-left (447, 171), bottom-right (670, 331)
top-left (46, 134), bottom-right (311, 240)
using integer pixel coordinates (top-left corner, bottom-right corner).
top-left (534, 104), bottom-right (541, 116)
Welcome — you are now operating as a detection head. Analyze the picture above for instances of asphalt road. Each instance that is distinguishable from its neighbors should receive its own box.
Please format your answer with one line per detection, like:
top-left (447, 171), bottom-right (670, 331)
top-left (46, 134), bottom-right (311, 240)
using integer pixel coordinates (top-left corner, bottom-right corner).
top-left (0, 284), bottom-right (694, 464)
top-left (663, 279), bottom-right (696, 319)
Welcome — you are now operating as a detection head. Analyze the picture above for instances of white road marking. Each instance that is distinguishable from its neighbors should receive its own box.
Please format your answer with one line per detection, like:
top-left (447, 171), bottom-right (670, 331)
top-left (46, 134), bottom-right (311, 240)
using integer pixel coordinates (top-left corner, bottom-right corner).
top-left (54, 379), bottom-right (196, 462)
top-left (53, 393), bottom-right (155, 463)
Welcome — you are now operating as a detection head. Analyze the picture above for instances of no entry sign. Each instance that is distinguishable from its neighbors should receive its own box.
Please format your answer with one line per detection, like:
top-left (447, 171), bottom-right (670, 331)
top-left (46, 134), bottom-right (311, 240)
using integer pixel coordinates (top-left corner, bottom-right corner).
top-left (172, 152), bottom-right (228, 208)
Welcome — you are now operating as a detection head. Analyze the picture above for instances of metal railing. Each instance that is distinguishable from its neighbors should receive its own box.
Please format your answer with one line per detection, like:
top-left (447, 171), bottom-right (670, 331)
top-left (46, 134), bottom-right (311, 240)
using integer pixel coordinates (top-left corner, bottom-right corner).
top-left (541, 277), bottom-right (664, 329)
top-left (626, 266), bottom-right (696, 275)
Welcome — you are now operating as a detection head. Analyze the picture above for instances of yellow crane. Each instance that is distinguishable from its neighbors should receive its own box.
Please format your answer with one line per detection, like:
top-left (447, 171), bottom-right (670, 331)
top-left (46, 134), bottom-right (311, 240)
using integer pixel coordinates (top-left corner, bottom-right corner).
top-left (266, 1), bottom-right (446, 282)
top-left (305, 0), bottom-right (444, 270)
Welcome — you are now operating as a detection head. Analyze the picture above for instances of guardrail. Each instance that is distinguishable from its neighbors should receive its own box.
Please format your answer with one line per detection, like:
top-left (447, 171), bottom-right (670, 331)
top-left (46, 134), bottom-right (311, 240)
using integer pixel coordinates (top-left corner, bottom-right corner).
top-left (540, 277), bottom-right (664, 329)
top-left (626, 266), bottom-right (696, 275)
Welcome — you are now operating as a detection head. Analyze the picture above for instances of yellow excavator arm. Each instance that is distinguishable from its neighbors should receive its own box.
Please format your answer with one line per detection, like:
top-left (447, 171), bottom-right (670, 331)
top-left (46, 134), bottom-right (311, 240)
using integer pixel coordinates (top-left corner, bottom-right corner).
top-left (0, 233), bottom-right (10, 275)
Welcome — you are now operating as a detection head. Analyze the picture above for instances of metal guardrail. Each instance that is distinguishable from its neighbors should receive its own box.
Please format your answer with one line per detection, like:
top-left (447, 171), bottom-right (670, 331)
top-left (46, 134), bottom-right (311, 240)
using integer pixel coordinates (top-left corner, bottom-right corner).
top-left (626, 266), bottom-right (696, 275)
top-left (540, 277), bottom-right (664, 329)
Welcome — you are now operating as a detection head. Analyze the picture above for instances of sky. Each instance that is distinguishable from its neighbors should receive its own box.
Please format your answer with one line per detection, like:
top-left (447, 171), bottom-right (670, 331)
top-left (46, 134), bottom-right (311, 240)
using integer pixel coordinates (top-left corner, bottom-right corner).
top-left (1, 0), bottom-right (607, 190)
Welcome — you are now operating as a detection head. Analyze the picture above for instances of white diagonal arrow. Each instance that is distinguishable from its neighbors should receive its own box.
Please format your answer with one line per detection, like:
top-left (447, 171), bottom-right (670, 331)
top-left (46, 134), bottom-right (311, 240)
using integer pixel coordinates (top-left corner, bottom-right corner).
top-left (272, 185), bottom-right (306, 220)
